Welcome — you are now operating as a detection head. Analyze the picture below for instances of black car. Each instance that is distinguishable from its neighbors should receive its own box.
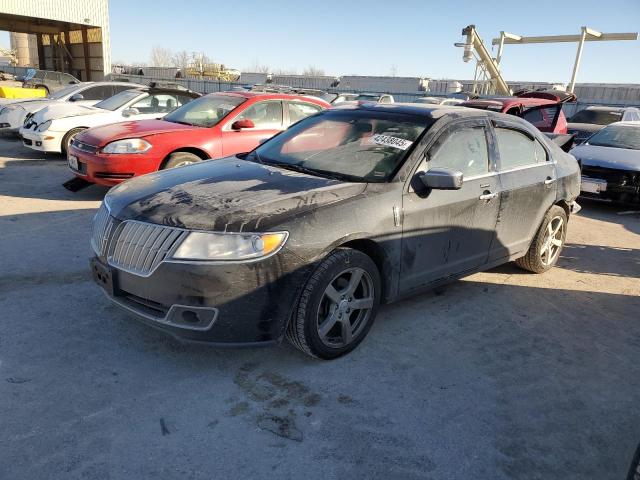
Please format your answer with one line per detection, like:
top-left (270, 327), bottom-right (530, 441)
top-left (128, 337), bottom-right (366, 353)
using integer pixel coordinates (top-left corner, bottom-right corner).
top-left (567, 106), bottom-right (640, 144)
top-left (570, 122), bottom-right (640, 205)
top-left (90, 103), bottom-right (580, 359)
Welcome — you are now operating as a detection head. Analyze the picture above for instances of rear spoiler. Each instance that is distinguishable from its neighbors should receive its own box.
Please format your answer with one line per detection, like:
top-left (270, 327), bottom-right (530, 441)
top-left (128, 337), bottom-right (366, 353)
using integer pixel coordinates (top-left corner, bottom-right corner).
top-left (544, 133), bottom-right (575, 153)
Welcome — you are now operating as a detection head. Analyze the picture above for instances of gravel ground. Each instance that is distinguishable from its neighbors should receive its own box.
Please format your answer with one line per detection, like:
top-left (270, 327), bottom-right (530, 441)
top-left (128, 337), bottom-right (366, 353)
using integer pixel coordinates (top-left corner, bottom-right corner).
top-left (0, 134), bottom-right (639, 480)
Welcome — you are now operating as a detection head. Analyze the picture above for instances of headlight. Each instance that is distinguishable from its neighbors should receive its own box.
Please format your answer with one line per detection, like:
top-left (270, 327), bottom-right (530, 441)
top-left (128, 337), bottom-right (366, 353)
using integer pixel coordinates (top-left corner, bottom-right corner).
top-left (171, 231), bottom-right (288, 261)
top-left (102, 138), bottom-right (152, 154)
top-left (37, 120), bottom-right (52, 132)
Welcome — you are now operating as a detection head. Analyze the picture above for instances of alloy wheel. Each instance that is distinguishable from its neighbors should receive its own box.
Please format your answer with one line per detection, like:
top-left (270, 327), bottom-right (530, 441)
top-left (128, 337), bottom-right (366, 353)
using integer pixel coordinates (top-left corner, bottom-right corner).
top-left (540, 215), bottom-right (564, 266)
top-left (316, 267), bottom-right (375, 348)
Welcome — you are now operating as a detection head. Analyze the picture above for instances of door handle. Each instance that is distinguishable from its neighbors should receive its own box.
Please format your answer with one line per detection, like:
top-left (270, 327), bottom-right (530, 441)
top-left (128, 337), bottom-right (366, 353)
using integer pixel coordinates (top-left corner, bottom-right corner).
top-left (544, 177), bottom-right (556, 185)
top-left (479, 191), bottom-right (498, 201)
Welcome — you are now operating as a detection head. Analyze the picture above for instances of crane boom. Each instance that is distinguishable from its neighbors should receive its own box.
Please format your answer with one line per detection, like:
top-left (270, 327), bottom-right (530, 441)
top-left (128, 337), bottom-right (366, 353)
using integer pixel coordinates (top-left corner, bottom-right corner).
top-left (461, 25), bottom-right (511, 96)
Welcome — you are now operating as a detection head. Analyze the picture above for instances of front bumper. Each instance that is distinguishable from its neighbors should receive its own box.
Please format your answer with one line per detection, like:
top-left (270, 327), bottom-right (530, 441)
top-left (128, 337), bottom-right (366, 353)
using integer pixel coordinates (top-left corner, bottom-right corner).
top-left (69, 143), bottom-right (163, 186)
top-left (0, 108), bottom-right (26, 133)
top-left (91, 249), bottom-right (313, 345)
top-left (20, 127), bottom-right (63, 153)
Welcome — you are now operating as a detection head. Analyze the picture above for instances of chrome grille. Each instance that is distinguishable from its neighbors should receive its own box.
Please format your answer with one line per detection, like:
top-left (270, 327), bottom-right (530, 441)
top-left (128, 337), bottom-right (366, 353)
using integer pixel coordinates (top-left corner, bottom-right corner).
top-left (108, 221), bottom-right (186, 276)
top-left (71, 139), bottom-right (98, 153)
top-left (91, 203), bottom-right (114, 256)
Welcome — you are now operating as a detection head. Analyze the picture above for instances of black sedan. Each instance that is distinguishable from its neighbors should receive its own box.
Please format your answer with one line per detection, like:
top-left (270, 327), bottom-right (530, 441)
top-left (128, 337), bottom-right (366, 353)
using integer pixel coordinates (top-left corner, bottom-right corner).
top-left (571, 122), bottom-right (640, 205)
top-left (90, 103), bottom-right (580, 359)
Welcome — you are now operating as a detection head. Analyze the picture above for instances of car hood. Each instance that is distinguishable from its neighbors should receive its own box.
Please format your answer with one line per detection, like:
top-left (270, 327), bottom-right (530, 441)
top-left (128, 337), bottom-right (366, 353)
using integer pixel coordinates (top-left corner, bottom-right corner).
top-left (106, 156), bottom-right (367, 232)
top-left (32, 103), bottom-right (102, 122)
top-left (78, 119), bottom-right (198, 147)
top-left (570, 144), bottom-right (640, 171)
top-left (1, 98), bottom-right (54, 110)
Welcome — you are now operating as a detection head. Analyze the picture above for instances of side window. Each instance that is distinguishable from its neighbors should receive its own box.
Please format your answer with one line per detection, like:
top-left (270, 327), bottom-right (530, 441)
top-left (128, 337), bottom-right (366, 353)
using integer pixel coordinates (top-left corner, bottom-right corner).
top-left (288, 102), bottom-right (322, 124)
top-left (235, 101), bottom-right (283, 129)
top-left (81, 85), bottom-right (113, 100)
top-left (132, 94), bottom-right (178, 113)
top-left (428, 126), bottom-right (489, 177)
top-left (495, 128), bottom-right (539, 170)
top-left (522, 106), bottom-right (560, 132)
top-left (534, 140), bottom-right (548, 163)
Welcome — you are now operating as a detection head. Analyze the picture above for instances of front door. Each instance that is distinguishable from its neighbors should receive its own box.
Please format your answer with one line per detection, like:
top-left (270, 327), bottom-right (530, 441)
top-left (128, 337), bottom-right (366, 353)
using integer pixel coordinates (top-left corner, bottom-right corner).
top-left (489, 121), bottom-right (557, 261)
top-left (400, 119), bottom-right (501, 293)
top-left (220, 100), bottom-right (285, 156)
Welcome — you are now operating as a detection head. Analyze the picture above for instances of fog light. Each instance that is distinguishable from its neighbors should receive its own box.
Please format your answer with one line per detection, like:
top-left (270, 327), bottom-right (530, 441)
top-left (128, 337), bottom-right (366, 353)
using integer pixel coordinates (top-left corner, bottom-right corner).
top-left (35, 141), bottom-right (42, 146)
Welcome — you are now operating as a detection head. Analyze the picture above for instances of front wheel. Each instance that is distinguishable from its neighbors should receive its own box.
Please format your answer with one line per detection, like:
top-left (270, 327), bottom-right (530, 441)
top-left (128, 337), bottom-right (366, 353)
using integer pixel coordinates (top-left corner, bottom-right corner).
top-left (162, 152), bottom-right (201, 169)
top-left (515, 205), bottom-right (568, 273)
top-left (286, 248), bottom-right (381, 359)
top-left (61, 127), bottom-right (86, 155)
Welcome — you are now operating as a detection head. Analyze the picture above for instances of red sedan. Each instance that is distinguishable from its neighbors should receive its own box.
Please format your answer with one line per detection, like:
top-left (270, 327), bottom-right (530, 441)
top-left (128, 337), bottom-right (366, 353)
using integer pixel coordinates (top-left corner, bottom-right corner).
top-left (68, 92), bottom-right (330, 186)
top-left (460, 97), bottom-right (568, 134)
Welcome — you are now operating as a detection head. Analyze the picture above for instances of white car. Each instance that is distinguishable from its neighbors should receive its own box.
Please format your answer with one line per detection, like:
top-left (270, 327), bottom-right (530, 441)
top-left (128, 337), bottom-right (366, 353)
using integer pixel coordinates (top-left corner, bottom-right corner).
top-left (20, 86), bottom-right (200, 154)
top-left (0, 81), bottom-right (141, 133)
top-left (413, 96), bottom-right (465, 106)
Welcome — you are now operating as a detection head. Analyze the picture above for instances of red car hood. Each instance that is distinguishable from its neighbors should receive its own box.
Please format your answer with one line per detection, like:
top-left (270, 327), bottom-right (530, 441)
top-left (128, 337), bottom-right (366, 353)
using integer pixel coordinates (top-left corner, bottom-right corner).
top-left (77, 119), bottom-right (199, 147)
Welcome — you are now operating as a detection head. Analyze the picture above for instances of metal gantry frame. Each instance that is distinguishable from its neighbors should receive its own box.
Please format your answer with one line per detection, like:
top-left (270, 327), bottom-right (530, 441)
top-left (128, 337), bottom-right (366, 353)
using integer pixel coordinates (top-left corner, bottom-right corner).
top-left (457, 25), bottom-right (638, 96)
top-left (493, 27), bottom-right (638, 93)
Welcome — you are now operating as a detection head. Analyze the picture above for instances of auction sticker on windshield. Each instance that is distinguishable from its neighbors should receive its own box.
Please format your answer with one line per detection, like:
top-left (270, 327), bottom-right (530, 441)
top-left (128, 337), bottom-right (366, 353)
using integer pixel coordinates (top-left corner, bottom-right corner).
top-left (372, 134), bottom-right (413, 150)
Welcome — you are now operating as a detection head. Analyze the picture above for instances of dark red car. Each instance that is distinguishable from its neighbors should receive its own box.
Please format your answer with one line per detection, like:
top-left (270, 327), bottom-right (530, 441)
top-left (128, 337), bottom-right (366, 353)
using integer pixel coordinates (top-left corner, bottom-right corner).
top-left (460, 97), bottom-right (568, 134)
top-left (68, 92), bottom-right (330, 186)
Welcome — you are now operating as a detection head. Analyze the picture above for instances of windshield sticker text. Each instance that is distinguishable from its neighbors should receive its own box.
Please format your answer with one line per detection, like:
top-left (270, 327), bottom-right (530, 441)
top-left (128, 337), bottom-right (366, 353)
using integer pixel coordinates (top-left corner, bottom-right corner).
top-left (372, 134), bottom-right (413, 150)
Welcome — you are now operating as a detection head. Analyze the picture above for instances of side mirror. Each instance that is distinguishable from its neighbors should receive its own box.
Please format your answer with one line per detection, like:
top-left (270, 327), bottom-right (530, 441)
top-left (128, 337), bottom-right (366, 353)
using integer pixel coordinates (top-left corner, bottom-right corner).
top-left (69, 93), bottom-right (84, 102)
top-left (231, 119), bottom-right (255, 130)
top-left (122, 107), bottom-right (140, 117)
top-left (419, 168), bottom-right (463, 190)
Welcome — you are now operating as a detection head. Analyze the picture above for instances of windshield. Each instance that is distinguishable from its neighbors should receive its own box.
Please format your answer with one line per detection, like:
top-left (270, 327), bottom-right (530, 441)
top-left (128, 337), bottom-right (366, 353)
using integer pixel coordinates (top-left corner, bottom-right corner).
top-left (252, 111), bottom-right (431, 182)
top-left (587, 124), bottom-right (640, 150)
top-left (49, 84), bottom-right (81, 100)
top-left (163, 94), bottom-right (246, 127)
top-left (569, 109), bottom-right (622, 125)
top-left (95, 90), bottom-right (143, 111)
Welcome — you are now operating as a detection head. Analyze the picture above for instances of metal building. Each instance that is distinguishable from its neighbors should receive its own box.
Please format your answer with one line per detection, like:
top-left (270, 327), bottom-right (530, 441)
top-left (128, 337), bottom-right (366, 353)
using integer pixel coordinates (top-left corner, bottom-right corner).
top-left (0, 0), bottom-right (111, 80)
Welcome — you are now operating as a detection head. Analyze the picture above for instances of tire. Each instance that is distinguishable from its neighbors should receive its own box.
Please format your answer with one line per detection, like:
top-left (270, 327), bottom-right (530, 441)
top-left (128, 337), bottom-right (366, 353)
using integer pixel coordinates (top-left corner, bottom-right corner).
top-left (286, 248), bottom-right (381, 360)
top-left (515, 205), bottom-right (568, 274)
top-left (162, 152), bottom-right (201, 169)
top-left (61, 127), bottom-right (86, 155)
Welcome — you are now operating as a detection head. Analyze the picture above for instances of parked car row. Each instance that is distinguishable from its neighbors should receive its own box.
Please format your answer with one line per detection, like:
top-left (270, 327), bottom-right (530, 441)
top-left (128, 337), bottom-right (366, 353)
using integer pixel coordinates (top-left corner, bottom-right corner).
top-left (4, 78), bottom-right (638, 359)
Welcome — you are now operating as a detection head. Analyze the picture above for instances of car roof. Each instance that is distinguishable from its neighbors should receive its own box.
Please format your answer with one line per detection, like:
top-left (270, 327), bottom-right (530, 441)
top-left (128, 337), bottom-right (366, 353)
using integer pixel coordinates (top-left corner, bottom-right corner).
top-left (606, 121), bottom-right (640, 127)
top-left (332, 101), bottom-right (486, 118)
top-left (203, 91), bottom-right (329, 103)
top-left (583, 105), bottom-right (636, 112)
top-left (462, 97), bottom-right (557, 108)
top-left (124, 86), bottom-right (199, 97)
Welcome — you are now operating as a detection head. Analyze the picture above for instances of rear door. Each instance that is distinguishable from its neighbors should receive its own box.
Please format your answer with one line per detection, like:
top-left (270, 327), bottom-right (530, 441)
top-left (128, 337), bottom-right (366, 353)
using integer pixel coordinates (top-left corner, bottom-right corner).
top-left (489, 120), bottom-right (557, 261)
top-left (400, 118), bottom-right (501, 292)
top-left (220, 100), bottom-right (285, 156)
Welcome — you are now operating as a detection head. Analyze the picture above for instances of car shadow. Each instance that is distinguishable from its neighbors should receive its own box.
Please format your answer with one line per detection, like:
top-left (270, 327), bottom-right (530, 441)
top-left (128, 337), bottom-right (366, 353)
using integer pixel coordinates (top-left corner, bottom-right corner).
top-left (0, 158), bottom-right (109, 201)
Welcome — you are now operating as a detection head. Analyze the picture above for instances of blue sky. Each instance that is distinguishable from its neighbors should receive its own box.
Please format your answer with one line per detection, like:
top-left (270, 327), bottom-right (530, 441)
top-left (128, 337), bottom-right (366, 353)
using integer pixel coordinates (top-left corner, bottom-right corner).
top-left (3, 0), bottom-right (640, 83)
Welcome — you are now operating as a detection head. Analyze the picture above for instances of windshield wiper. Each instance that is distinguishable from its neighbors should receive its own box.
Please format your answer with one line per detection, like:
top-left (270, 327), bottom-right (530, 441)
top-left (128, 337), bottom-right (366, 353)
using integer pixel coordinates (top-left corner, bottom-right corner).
top-left (167, 120), bottom-right (194, 126)
top-left (264, 161), bottom-right (357, 182)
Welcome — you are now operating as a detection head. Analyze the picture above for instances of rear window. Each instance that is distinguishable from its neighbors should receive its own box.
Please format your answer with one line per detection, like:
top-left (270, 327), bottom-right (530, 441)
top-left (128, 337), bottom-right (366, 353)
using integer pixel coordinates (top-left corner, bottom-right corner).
top-left (569, 109), bottom-right (622, 125)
